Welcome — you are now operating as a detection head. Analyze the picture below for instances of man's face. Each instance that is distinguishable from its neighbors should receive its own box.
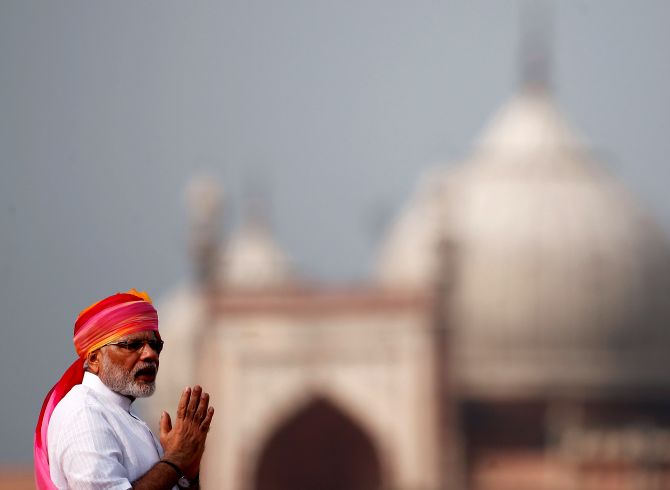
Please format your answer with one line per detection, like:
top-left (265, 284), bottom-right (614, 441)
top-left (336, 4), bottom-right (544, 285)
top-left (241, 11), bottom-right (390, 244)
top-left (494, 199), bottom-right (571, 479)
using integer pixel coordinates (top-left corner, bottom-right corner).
top-left (97, 330), bottom-right (161, 399)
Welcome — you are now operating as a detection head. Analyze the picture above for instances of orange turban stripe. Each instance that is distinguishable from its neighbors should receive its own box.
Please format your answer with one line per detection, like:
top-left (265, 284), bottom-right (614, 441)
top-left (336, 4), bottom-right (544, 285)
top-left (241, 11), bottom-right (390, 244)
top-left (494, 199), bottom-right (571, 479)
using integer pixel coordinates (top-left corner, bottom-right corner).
top-left (34, 290), bottom-right (159, 490)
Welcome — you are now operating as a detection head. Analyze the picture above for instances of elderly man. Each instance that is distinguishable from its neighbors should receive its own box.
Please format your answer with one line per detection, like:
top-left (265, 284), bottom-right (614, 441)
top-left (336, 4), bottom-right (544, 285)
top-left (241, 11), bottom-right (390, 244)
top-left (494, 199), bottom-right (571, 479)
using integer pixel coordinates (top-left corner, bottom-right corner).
top-left (34, 289), bottom-right (214, 490)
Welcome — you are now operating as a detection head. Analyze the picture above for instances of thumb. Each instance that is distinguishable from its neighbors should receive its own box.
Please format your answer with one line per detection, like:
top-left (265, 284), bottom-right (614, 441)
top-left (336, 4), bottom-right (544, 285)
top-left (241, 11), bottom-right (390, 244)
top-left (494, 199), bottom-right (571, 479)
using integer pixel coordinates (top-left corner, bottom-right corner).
top-left (160, 411), bottom-right (172, 438)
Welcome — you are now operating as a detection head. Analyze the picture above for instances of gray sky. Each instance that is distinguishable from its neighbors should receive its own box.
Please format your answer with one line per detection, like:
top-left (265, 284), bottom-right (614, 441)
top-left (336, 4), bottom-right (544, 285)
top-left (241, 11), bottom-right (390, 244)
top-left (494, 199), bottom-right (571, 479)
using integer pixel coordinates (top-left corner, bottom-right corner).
top-left (1, 1), bottom-right (669, 464)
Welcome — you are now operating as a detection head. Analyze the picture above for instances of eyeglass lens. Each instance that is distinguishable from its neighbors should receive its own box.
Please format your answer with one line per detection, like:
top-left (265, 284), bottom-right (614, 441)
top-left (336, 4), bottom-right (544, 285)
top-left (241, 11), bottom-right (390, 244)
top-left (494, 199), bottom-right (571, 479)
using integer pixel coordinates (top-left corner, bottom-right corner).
top-left (124, 340), bottom-right (164, 353)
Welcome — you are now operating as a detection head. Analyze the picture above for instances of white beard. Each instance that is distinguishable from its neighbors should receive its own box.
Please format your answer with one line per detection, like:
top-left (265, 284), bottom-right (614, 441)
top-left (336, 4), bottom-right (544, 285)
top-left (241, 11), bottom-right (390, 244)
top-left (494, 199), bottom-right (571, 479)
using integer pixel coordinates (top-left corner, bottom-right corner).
top-left (99, 355), bottom-right (157, 398)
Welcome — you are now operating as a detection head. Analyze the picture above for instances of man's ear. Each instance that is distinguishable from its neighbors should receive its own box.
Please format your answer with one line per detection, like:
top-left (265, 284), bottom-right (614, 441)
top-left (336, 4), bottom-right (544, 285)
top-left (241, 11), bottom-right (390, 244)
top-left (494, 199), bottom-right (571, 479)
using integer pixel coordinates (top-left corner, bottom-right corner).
top-left (86, 350), bottom-right (101, 375)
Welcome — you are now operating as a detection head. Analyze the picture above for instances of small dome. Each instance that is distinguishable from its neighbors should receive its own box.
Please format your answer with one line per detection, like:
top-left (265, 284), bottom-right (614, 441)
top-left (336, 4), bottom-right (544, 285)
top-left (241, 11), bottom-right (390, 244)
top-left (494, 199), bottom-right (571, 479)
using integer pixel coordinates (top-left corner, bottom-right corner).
top-left (219, 219), bottom-right (293, 290)
top-left (378, 87), bottom-right (670, 395)
top-left (376, 166), bottom-right (455, 289)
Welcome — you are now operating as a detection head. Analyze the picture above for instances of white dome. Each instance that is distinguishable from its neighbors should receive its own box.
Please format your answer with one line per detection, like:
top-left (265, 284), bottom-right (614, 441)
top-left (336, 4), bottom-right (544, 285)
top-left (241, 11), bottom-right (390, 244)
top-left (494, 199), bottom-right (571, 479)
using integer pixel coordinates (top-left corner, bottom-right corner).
top-left (379, 87), bottom-right (670, 395)
top-left (219, 219), bottom-right (293, 290)
top-left (475, 85), bottom-right (584, 155)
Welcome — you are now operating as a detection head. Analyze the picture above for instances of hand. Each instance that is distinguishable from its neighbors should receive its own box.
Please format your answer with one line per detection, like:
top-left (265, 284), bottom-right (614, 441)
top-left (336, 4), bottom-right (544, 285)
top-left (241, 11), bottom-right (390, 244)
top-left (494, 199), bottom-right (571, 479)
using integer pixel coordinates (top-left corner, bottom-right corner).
top-left (159, 385), bottom-right (215, 478)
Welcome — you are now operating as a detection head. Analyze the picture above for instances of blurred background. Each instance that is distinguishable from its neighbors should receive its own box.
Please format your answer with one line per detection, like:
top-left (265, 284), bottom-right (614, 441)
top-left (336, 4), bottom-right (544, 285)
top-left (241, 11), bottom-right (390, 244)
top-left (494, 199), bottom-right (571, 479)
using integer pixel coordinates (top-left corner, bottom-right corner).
top-left (2, 1), bottom-right (670, 489)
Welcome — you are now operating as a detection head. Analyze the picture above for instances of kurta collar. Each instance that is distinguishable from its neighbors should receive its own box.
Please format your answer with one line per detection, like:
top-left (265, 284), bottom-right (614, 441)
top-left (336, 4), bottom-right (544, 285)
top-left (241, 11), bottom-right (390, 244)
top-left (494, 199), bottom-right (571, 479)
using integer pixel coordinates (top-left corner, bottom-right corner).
top-left (82, 371), bottom-right (134, 413)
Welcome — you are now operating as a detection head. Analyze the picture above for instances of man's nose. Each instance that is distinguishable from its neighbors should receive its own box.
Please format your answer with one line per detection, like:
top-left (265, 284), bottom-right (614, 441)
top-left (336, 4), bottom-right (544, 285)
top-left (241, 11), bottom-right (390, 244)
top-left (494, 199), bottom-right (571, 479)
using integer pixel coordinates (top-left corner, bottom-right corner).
top-left (139, 342), bottom-right (160, 360)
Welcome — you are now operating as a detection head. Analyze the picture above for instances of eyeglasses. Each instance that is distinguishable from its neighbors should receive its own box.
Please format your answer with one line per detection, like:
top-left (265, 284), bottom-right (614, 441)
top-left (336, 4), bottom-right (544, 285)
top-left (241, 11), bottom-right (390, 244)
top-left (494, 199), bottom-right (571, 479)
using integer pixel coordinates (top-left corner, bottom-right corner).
top-left (104, 339), bottom-right (164, 354)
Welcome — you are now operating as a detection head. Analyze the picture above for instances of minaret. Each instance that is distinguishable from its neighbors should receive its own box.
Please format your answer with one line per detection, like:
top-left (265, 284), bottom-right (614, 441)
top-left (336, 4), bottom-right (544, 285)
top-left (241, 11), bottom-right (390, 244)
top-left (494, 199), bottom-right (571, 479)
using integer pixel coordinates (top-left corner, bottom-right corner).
top-left (184, 175), bottom-right (224, 406)
top-left (431, 174), bottom-right (466, 490)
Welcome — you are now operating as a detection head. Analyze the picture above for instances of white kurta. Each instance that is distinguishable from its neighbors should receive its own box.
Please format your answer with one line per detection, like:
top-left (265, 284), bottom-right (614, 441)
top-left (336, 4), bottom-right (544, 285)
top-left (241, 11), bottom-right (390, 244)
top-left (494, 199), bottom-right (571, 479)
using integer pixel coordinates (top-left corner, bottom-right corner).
top-left (47, 372), bottom-right (171, 490)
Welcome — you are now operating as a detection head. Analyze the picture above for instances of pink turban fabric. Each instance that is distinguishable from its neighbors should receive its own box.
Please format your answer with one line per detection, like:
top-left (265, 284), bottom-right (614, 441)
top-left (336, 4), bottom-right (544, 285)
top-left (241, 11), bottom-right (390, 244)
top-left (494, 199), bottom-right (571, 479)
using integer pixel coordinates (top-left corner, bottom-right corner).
top-left (34, 289), bottom-right (159, 490)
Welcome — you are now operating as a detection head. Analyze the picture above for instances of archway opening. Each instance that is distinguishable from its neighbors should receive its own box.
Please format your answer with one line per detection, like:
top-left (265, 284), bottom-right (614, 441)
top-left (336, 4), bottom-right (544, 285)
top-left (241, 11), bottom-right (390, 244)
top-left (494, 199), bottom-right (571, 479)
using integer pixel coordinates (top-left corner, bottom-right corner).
top-left (254, 397), bottom-right (382, 490)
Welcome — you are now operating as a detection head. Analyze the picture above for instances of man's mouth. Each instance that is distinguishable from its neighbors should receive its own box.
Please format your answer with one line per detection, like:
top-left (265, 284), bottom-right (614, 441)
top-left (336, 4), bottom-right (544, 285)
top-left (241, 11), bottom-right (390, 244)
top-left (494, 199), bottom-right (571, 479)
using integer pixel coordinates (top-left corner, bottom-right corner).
top-left (134, 367), bottom-right (157, 382)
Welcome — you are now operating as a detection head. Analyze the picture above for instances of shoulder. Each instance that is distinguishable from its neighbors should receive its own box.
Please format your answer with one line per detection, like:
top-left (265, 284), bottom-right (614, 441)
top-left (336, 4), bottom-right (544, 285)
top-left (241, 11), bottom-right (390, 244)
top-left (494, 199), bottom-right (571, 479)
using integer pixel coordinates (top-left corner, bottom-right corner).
top-left (48, 384), bottom-right (116, 443)
top-left (51, 384), bottom-right (104, 421)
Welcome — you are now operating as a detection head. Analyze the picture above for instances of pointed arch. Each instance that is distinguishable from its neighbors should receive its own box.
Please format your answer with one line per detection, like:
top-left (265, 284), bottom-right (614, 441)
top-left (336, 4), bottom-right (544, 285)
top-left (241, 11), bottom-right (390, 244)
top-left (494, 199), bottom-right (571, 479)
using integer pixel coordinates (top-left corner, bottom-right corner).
top-left (253, 396), bottom-right (383, 490)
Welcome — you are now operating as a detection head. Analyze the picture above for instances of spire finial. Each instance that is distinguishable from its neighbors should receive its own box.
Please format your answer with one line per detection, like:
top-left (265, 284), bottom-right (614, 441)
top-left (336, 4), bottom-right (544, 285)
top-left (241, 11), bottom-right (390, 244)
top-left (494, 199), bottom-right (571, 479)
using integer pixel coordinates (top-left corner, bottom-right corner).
top-left (520, 0), bottom-right (554, 90)
top-left (185, 174), bottom-right (223, 288)
top-left (241, 165), bottom-right (273, 231)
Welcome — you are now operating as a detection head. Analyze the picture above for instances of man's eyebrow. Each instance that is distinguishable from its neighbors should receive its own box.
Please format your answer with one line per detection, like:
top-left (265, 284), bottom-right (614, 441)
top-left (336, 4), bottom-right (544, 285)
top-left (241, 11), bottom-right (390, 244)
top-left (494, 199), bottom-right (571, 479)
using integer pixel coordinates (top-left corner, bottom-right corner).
top-left (117, 335), bottom-right (156, 342)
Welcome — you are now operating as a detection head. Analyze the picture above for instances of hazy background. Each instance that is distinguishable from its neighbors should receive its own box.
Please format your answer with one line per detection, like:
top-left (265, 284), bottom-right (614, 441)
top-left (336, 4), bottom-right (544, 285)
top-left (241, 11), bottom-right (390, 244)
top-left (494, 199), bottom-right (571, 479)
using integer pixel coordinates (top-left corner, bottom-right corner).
top-left (1, 0), bottom-right (669, 465)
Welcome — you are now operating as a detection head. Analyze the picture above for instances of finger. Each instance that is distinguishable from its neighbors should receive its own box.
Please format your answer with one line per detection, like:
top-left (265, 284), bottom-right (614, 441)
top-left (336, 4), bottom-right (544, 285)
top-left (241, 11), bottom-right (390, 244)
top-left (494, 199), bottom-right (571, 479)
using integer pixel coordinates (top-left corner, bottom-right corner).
top-left (200, 406), bottom-right (214, 432)
top-left (186, 385), bottom-right (202, 417)
top-left (177, 387), bottom-right (191, 420)
top-left (159, 411), bottom-right (172, 438)
top-left (194, 392), bottom-right (210, 421)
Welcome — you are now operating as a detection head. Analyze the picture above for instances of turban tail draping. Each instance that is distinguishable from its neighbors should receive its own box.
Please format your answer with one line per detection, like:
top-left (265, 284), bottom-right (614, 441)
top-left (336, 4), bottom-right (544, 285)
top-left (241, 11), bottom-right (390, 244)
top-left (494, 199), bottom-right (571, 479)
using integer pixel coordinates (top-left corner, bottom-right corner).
top-left (34, 290), bottom-right (159, 490)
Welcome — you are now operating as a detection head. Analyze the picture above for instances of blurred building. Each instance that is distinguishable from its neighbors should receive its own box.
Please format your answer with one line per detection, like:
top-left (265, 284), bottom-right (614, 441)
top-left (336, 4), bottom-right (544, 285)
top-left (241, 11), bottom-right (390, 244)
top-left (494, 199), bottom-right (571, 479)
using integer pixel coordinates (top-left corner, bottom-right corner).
top-left (148, 78), bottom-right (670, 490)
